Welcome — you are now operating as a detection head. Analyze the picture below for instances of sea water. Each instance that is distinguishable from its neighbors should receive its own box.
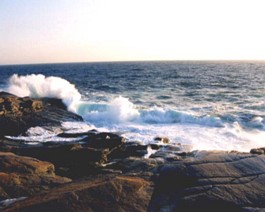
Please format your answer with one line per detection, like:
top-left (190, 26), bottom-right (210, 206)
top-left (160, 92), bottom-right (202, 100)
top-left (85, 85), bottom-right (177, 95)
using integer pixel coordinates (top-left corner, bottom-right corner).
top-left (0, 61), bottom-right (264, 152)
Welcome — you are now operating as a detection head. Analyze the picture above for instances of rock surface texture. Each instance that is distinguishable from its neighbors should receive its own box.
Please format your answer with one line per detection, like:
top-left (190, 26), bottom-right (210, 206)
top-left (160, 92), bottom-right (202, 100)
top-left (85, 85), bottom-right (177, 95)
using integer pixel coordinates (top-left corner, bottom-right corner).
top-left (0, 152), bottom-right (71, 201)
top-left (148, 151), bottom-right (265, 211)
top-left (3, 147), bottom-right (265, 211)
top-left (0, 92), bottom-right (82, 136)
top-left (1, 93), bottom-right (265, 211)
top-left (4, 176), bottom-right (153, 212)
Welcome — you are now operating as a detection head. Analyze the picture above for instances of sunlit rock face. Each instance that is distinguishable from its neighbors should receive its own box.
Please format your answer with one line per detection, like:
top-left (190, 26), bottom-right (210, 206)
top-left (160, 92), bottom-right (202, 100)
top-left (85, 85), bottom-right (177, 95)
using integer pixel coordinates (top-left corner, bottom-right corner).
top-left (0, 151), bottom-right (71, 201)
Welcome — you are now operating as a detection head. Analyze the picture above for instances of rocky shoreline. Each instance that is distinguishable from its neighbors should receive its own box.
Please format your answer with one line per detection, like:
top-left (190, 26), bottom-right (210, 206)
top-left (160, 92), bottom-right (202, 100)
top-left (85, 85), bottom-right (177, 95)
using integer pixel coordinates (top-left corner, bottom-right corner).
top-left (1, 92), bottom-right (265, 211)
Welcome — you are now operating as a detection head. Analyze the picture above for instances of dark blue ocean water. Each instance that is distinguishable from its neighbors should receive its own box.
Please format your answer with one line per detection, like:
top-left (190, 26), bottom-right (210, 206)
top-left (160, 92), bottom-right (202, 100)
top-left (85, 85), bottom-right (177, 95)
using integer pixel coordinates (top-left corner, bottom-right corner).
top-left (1, 61), bottom-right (265, 151)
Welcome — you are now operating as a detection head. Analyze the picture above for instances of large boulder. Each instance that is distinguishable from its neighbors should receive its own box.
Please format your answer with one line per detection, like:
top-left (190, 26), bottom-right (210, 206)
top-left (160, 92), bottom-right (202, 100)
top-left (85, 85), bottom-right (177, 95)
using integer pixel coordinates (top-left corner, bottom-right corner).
top-left (0, 92), bottom-right (82, 136)
top-left (148, 151), bottom-right (265, 211)
top-left (0, 152), bottom-right (71, 201)
top-left (4, 176), bottom-right (153, 212)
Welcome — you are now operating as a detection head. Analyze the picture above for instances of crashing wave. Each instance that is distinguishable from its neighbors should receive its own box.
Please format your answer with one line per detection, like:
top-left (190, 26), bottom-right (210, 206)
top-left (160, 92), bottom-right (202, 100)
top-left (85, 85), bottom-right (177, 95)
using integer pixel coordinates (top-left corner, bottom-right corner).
top-left (78, 96), bottom-right (223, 127)
top-left (6, 74), bottom-right (81, 112)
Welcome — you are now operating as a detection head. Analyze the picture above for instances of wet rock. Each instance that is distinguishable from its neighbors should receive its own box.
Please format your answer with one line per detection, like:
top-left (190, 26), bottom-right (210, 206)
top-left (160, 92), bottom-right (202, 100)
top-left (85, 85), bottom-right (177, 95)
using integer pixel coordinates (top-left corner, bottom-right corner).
top-left (154, 136), bottom-right (170, 144)
top-left (57, 130), bottom-right (97, 138)
top-left (250, 147), bottom-right (265, 155)
top-left (149, 144), bottom-right (189, 161)
top-left (4, 143), bottom-right (110, 178)
top-left (0, 133), bottom-right (132, 179)
top-left (150, 151), bottom-right (182, 161)
top-left (109, 142), bottom-right (149, 159)
top-left (0, 152), bottom-right (71, 201)
top-left (149, 151), bottom-right (265, 211)
top-left (0, 92), bottom-right (82, 136)
top-left (4, 176), bottom-right (153, 212)
top-left (149, 144), bottom-right (160, 150)
top-left (81, 132), bottom-right (126, 151)
top-left (108, 157), bottom-right (165, 177)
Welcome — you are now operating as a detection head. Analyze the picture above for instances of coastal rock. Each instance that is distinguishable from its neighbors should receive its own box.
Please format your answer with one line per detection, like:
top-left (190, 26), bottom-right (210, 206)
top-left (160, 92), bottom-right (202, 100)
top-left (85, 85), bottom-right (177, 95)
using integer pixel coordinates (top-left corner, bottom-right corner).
top-left (4, 176), bottom-right (153, 212)
top-left (149, 144), bottom-right (190, 161)
top-left (154, 137), bottom-right (170, 144)
top-left (81, 132), bottom-right (126, 151)
top-left (0, 132), bottom-right (127, 178)
top-left (0, 92), bottom-right (82, 136)
top-left (250, 147), bottom-right (265, 155)
top-left (0, 138), bottom-right (162, 179)
top-left (108, 157), bottom-right (165, 178)
top-left (3, 143), bottom-right (110, 178)
top-left (148, 151), bottom-right (265, 211)
top-left (2, 138), bottom-right (265, 211)
top-left (109, 142), bottom-right (149, 159)
top-left (0, 152), bottom-right (71, 201)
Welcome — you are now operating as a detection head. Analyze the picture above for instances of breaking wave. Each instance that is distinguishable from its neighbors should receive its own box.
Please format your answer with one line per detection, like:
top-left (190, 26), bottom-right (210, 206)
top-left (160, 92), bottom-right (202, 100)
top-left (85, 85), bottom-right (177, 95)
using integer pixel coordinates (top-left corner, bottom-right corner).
top-left (3, 74), bottom-right (265, 152)
top-left (6, 74), bottom-right (81, 112)
top-left (77, 96), bottom-right (223, 127)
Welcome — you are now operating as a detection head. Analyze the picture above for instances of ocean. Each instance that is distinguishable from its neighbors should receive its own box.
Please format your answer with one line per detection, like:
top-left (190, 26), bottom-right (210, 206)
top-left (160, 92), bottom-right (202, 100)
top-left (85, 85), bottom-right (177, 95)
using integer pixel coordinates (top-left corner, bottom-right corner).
top-left (0, 61), bottom-right (264, 152)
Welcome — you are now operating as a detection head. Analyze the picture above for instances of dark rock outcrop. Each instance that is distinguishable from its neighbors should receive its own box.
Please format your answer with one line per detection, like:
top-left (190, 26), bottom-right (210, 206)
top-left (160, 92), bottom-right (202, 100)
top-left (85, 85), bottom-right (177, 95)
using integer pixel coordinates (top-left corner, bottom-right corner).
top-left (148, 151), bottom-right (265, 211)
top-left (0, 132), bottom-right (126, 179)
top-left (0, 92), bottom-right (82, 136)
top-left (4, 176), bottom-right (153, 212)
top-left (0, 152), bottom-right (71, 201)
top-left (2, 140), bottom-right (265, 211)
top-left (250, 147), bottom-right (265, 155)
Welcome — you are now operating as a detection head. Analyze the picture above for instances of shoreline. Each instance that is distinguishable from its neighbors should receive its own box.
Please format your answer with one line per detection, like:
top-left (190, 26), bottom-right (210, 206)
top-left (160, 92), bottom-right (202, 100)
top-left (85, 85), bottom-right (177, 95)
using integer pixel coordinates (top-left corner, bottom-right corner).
top-left (1, 92), bottom-right (265, 211)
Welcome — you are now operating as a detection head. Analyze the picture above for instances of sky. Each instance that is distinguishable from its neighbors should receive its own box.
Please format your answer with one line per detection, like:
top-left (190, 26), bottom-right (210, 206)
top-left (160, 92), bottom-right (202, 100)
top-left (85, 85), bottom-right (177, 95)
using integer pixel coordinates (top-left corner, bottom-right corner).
top-left (1, 0), bottom-right (265, 65)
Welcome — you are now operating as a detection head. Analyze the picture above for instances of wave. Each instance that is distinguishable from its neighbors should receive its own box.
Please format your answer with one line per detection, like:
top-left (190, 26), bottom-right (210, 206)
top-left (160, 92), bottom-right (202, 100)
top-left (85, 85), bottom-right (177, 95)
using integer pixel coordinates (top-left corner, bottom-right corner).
top-left (248, 116), bottom-right (265, 130)
top-left (78, 96), bottom-right (224, 127)
top-left (4, 74), bottom-right (265, 152)
top-left (139, 106), bottom-right (223, 127)
top-left (6, 74), bottom-right (81, 112)
top-left (5, 74), bottom-right (260, 130)
top-left (79, 96), bottom-right (140, 124)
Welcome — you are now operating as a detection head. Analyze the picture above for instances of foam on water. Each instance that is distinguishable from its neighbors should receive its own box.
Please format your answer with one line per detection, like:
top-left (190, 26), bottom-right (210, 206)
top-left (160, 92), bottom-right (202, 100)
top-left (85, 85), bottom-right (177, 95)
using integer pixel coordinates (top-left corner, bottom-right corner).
top-left (3, 74), bottom-right (265, 152)
top-left (99, 121), bottom-right (265, 152)
top-left (6, 74), bottom-right (81, 112)
top-left (78, 96), bottom-right (223, 127)
top-left (6, 127), bottom-right (86, 143)
top-left (0, 197), bottom-right (27, 208)
top-left (76, 96), bottom-right (265, 152)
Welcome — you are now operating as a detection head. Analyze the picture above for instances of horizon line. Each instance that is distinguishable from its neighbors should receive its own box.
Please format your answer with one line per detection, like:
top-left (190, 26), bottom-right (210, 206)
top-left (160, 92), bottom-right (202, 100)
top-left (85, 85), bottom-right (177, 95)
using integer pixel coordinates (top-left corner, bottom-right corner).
top-left (1, 59), bottom-right (265, 66)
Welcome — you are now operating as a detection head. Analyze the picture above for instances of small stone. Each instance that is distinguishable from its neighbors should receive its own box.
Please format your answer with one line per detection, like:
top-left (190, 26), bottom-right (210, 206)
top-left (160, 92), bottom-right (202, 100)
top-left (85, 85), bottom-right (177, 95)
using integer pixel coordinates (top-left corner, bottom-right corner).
top-left (154, 137), bottom-right (170, 144)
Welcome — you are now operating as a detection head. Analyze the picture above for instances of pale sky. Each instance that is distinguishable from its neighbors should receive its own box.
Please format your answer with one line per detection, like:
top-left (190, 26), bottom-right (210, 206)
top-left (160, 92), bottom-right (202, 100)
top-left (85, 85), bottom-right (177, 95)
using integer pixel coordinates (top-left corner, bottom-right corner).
top-left (1, 0), bottom-right (265, 65)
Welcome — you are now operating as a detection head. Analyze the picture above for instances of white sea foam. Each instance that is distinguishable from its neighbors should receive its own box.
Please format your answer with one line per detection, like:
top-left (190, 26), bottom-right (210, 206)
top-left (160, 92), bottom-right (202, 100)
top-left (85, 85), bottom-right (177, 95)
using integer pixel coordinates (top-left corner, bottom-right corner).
top-left (0, 197), bottom-right (27, 207)
top-left (61, 121), bottom-right (95, 133)
top-left (5, 126), bottom-right (86, 143)
top-left (4, 75), bottom-right (265, 152)
top-left (144, 145), bottom-right (158, 158)
top-left (108, 122), bottom-right (265, 152)
top-left (79, 96), bottom-right (139, 124)
top-left (76, 96), bottom-right (265, 152)
top-left (78, 96), bottom-right (223, 127)
top-left (6, 74), bottom-right (81, 112)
